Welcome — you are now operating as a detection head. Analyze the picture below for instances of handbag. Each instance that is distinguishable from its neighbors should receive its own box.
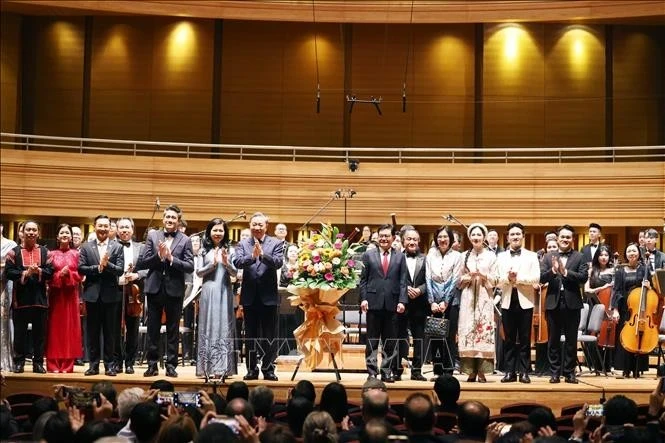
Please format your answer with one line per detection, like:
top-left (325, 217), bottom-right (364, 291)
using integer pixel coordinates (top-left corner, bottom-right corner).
top-left (424, 316), bottom-right (449, 337)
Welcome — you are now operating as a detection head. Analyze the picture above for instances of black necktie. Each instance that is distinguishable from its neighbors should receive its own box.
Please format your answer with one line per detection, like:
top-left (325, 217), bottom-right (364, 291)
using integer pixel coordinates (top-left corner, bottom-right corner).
top-left (510, 248), bottom-right (521, 257)
top-left (119, 240), bottom-right (130, 248)
top-left (406, 252), bottom-right (418, 258)
top-left (164, 231), bottom-right (176, 238)
top-left (559, 250), bottom-right (572, 257)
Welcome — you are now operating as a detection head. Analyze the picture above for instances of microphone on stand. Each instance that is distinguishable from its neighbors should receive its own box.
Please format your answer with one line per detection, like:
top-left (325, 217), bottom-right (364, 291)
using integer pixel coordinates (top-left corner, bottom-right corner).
top-left (156, 197), bottom-right (161, 210)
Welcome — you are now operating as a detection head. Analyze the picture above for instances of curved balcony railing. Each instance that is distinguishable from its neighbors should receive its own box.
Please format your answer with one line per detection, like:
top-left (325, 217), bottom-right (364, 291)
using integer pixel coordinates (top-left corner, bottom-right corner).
top-left (1, 132), bottom-right (664, 164)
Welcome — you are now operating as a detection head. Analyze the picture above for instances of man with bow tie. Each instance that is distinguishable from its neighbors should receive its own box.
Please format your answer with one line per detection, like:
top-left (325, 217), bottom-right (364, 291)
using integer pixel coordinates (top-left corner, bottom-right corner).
top-left (495, 222), bottom-right (540, 384)
top-left (78, 215), bottom-right (124, 376)
top-left (113, 217), bottom-right (147, 375)
top-left (137, 205), bottom-right (194, 378)
top-left (540, 224), bottom-right (588, 384)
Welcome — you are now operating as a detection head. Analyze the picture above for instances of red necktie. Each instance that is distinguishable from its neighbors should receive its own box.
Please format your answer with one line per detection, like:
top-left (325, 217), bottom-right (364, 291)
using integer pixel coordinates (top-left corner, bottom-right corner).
top-left (382, 251), bottom-right (389, 275)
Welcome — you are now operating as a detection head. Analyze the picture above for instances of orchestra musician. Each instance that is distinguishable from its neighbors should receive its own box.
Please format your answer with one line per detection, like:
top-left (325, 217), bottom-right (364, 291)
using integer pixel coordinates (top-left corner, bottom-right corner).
top-left (114, 217), bottom-right (147, 375)
top-left (137, 205), bottom-right (194, 378)
top-left (495, 222), bottom-right (540, 384)
top-left (540, 225), bottom-right (588, 384)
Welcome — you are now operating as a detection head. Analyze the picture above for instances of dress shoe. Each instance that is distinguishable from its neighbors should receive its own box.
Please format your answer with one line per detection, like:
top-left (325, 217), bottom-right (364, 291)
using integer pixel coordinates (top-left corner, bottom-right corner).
top-left (263, 373), bottom-right (278, 382)
top-left (243, 370), bottom-right (259, 381)
top-left (74, 359), bottom-right (84, 366)
top-left (411, 373), bottom-right (427, 381)
top-left (381, 375), bottom-right (395, 383)
top-left (477, 373), bottom-right (487, 383)
top-left (33, 363), bottom-right (46, 374)
top-left (466, 373), bottom-right (477, 382)
top-left (393, 374), bottom-right (402, 382)
top-left (125, 366), bottom-right (134, 374)
top-left (367, 374), bottom-right (377, 381)
top-left (165, 367), bottom-right (178, 378)
top-left (85, 367), bottom-right (99, 376)
top-left (565, 375), bottom-right (578, 384)
top-left (519, 373), bottom-right (531, 384)
top-left (549, 376), bottom-right (560, 384)
top-left (105, 368), bottom-right (117, 376)
top-left (143, 364), bottom-right (158, 377)
top-left (14, 363), bottom-right (24, 373)
top-left (501, 373), bottom-right (517, 383)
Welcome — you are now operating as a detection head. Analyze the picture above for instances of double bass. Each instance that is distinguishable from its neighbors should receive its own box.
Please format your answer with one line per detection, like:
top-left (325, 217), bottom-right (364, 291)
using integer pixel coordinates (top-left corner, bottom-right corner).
top-left (619, 252), bottom-right (659, 354)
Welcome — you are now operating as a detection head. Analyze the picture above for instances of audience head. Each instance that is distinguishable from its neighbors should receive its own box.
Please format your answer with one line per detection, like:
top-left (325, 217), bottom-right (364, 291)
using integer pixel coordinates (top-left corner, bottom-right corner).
top-left (319, 382), bottom-right (348, 423)
top-left (250, 385), bottom-right (275, 419)
top-left (32, 410), bottom-right (57, 442)
top-left (604, 394), bottom-right (638, 426)
top-left (29, 396), bottom-right (58, 427)
top-left (150, 379), bottom-right (175, 392)
top-left (291, 380), bottom-right (316, 403)
top-left (197, 423), bottom-right (239, 443)
top-left (286, 395), bottom-right (314, 437)
top-left (362, 389), bottom-right (389, 422)
top-left (130, 401), bottom-right (162, 443)
top-left (154, 414), bottom-right (197, 443)
top-left (75, 419), bottom-right (118, 443)
top-left (259, 423), bottom-right (297, 443)
top-left (404, 392), bottom-right (435, 434)
top-left (457, 400), bottom-right (490, 440)
top-left (42, 410), bottom-right (75, 443)
top-left (302, 411), bottom-right (337, 443)
top-left (227, 381), bottom-right (250, 401)
top-left (528, 406), bottom-right (557, 434)
top-left (359, 419), bottom-right (391, 443)
top-left (117, 387), bottom-right (145, 421)
top-left (224, 398), bottom-right (255, 425)
top-left (91, 380), bottom-right (117, 409)
top-left (433, 374), bottom-right (461, 410)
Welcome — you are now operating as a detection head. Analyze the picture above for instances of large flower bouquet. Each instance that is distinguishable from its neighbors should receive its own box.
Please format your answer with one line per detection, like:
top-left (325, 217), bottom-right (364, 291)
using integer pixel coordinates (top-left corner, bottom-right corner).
top-left (290, 224), bottom-right (362, 290)
top-left (287, 224), bottom-right (362, 369)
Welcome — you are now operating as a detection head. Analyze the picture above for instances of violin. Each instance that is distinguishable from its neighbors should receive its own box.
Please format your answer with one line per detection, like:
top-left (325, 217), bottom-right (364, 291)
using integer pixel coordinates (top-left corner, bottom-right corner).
top-left (619, 252), bottom-right (659, 354)
top-left (124, 263), bottom-right (143, 318)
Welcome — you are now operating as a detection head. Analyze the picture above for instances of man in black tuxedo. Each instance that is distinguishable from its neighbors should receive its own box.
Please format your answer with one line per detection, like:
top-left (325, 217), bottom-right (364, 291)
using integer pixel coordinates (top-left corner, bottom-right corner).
top-left (540, 224), bottom-right (588, 384)
top-left (137, 205), bottom-right (194, 378)
top-left (78, 215), bottom-right (125, 376)
top-left (360, 224), bottom-right (407, 383)
top-left (397, 227), bottom-right (427, 381)
top-left (114, 217), bottom-right (147, 374)
top-left (233, 212), bottom-right (284, 381)
top-left (581, 222), bottom-right (603, 264)
top-left (645, 228), bottom-right (665, 275)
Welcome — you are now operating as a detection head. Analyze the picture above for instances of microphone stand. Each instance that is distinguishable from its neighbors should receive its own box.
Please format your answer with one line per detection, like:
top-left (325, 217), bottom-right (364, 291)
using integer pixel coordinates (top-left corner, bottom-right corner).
top-left (298, 192), bottom-right (339, 231)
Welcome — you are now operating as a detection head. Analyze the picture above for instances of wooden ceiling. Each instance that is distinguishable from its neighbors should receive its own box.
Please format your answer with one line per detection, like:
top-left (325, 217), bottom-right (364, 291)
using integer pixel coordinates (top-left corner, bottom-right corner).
top-left (1, 0), bottom-right (664, 24)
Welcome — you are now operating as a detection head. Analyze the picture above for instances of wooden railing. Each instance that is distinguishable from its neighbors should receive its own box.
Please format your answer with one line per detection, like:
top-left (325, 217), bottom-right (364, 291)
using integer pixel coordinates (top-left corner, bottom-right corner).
top-left (2, 132), bottom-right (664, 164)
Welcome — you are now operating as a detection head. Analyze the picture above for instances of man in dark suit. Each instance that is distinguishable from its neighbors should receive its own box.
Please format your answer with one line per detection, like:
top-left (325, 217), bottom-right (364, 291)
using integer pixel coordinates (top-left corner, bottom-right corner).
top-left (540, 224), bottom-right (588, 384)
top-left (397, 227), bottom-right (427, 381)
top-left (136, 205), bottom-right (194, 378)
top-left (78, 214), bottom-right (125, 376)
top-left (645, 228), bottom-right (665, 274)
top-left (114, 217), bottom-right (147, 374)
top-left (360, 224), bottom-right (407, 383)
top-left (233, 212), bottom-right (284, 381)
top-left (581, 222), bottom-right (603, 264)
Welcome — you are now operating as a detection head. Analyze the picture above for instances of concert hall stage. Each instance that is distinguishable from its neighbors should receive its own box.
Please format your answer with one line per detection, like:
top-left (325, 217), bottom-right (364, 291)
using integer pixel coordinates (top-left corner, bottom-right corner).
top-left (3, 364), bottom-right (658, 414)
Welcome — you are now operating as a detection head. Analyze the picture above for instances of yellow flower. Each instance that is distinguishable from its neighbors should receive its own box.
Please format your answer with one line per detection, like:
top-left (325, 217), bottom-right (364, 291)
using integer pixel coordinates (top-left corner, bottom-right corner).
top-left (340, 267), bottom-right (349, 276)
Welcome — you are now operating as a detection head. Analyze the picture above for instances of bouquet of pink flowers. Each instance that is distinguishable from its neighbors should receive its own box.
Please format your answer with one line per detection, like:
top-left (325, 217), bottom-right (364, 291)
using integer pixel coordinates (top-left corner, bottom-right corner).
top-left (291, 223), bottom-right (362, 290)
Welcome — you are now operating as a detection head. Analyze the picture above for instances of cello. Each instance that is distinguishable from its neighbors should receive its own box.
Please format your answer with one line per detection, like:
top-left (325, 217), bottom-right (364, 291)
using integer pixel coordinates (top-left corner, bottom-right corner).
top-left (596, 253), bottom-right (618, 349)
top-left (619, 251), bottom-right (659, 355)
top-left (532, 283), bottom-right (549, 344)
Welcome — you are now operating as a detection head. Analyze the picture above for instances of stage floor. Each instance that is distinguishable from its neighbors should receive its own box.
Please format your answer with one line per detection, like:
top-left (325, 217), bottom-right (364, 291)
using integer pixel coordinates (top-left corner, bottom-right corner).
top-left (2, 363), bottom-right (659, 415)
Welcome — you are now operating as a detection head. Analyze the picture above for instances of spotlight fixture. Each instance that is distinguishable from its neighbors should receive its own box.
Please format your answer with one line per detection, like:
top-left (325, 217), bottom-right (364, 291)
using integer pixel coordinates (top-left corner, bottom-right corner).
top-left (346, 95), bottom-right (383, 115)
top-left (348, 159), bottom-right (359, 172)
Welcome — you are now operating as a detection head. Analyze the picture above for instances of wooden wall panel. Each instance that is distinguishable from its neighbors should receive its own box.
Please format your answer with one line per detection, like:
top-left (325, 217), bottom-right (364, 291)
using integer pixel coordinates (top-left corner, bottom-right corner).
top-left (2, 149), bottom-right (663, 230)
top-left (1, 14), bottom-right (20, 134)
top-left (33, 17), bottom-right (85, 136)
top-left (544, 25), bottom-right (605, 147)
top-left (221, 21), bottom-right (344, 147)
top-left (613, 26), bottom-right (664, 146)
top-left (89, 17), bottom-right (213, 143)
top-left (483, 23), bottom-right (545, 148)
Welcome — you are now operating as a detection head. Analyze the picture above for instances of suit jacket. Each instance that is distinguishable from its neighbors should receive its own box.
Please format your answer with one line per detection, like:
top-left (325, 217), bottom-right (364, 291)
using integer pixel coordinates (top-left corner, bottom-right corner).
top-left (5, 245), bottom-right (53, 308)
top-left (404, 251), bottom-right (428, 317)
top-left (232, 235), bottom-right (284, 307)
top-left (136, 230), bottom-right (194, 297)
top-left (78, 239), bottom-right (124, 303)
top-left (360, 247), bottom-right (408, 311)
top-left (581, 243), bottom-right (602, 264)
top-left (647, 248), bottom-right (665, 271)
top-left (540, 251), bottom-right (588, 311)
top-left (495, 248), bottom-right (541, 310)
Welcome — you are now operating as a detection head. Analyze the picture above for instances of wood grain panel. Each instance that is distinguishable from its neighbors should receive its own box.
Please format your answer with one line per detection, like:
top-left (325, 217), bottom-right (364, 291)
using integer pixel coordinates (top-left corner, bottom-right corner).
top-left (221, 21), bottom-right (344, 146)
top-left (1, 149), bottom-right (663, 231)
top-left (483, 24), bottom-right (545, 148)
top-left (613, 26), bottom-right (664, 146)
top-left (33, 17), bottom-right (85, 136)
top-left (3, 1), bottom-right (664, 24)
top-left (0, 13), bottom-right (20, 133)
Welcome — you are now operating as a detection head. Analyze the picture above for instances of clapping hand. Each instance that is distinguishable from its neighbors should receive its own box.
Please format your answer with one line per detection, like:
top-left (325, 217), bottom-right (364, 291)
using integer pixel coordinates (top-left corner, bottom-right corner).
top-left (252, 240), bottom-right (262, 259)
